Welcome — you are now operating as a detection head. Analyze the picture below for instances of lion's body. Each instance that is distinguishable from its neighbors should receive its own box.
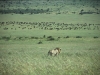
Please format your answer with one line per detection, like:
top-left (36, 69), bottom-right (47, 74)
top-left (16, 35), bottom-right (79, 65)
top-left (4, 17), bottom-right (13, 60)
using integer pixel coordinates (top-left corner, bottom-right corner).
top-left (48, 47), bottom-right (61, 56)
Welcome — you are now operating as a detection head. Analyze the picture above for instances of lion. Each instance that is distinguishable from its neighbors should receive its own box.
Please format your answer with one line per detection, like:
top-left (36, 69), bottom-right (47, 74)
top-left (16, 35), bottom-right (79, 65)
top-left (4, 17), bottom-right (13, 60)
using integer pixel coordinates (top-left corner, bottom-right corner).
top-left (48, 47), bottom-right (61, 56)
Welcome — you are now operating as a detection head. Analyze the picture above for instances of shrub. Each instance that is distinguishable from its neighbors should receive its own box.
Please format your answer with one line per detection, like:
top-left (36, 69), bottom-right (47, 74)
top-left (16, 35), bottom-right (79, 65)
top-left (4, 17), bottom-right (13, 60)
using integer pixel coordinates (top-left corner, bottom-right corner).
top-left (31, 36), bottom-right (35, 39)
top-left (47, 36), bottom-right (55, 41)
top-left (34, 37), bottom-right (38, 39)
top-left (2, 36), bottom-right (11, 40)
top-left (38, 41), bottom-right (43, 44)
top-left (43, 35), bottom-right (46, 38)
top-left (93, 36), bottom-right (98, 38)
top-left (18, 37), bottom-right (23, 40)
top-left (58, 37), bottom-right (60, 39)
top-left (47, 36), bottom-right (52, 38)
top-left (76, 36), bottom-right (82, 38)
top-left (50, 37), bottom-right (55, 40)
top-left (66, 36), bottom-right (69, 38)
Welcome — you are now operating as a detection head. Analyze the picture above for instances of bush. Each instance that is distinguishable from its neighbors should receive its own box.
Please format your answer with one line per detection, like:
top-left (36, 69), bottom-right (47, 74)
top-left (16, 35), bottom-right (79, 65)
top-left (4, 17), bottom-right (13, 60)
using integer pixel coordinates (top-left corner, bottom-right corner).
top-left (34, 37), bottom-right (39, 39)
top-left (38, 41), bottom-right (43, 44)
top-left (47, 36), bottom-right (55, 41)
top-left (66, 36), bottom-right (69, 38)
top-left (49, 37), bottom-right (55, 41)
top-left (43, 35), bottom-right (46, 38)
top-left (93, 36), bottom-right (98, 38)
top-left (30, 36), bottom-right (35, 39)
top-left (76, 36), bottom-right (82, 38)
top-left (47, 36), bottom-right (52, 38)
top-left (2, 36), bottom-right (11, 40)
top-left (57, 36), bottom-right (60, 39)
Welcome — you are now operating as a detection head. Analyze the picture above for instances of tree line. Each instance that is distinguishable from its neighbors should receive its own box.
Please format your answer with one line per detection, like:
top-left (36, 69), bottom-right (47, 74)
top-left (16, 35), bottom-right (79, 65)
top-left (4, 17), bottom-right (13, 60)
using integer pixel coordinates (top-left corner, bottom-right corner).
top-left (0, 8), bottom-right (50, 14)
top-left (0, 0), bottom-right (100, 14)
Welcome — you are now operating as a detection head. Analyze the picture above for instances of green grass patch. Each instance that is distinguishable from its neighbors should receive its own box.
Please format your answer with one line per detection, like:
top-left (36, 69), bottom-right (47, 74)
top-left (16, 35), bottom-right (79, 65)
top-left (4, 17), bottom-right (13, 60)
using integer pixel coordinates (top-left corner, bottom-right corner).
top-left (0, 38), bottom-right (100, 75)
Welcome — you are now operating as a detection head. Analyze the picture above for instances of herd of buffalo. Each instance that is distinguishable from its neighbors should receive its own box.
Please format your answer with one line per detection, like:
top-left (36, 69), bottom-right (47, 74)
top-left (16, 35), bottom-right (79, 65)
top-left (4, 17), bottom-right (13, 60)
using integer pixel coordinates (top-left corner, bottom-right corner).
top-left (0, 21), bottom-right (100, 30)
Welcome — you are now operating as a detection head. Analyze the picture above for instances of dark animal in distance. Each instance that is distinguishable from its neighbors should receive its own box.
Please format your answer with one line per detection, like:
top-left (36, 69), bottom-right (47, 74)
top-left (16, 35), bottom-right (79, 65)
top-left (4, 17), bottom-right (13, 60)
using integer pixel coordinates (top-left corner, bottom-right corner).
top-left (48, 47), bottom-right (61, 56)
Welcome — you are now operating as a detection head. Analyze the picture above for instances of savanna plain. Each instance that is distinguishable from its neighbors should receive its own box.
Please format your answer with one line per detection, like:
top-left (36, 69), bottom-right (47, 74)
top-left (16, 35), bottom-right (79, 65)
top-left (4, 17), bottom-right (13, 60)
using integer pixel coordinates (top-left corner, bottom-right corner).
top-left (0, 0), bottom-right (100, 75)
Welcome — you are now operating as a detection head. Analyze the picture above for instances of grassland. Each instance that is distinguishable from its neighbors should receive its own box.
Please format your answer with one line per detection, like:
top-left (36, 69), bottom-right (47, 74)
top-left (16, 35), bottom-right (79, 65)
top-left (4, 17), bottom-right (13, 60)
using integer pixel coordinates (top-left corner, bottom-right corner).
top-left (0, 0), bottom-right (100, 75)
top-left (0, 20), bottom-right (100, 75)
top-left (0, 38), bottom-right (100, 75)
top-left (0, 14), bottom-right (100, 38)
